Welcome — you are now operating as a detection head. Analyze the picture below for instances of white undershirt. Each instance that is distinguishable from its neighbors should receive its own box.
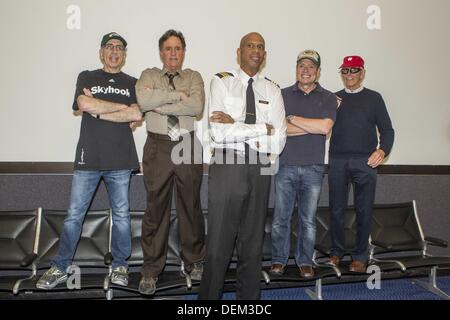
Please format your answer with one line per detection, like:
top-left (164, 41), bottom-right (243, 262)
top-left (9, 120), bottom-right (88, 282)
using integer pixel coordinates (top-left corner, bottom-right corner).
top-left (345, 86), bottom-right (364, 94)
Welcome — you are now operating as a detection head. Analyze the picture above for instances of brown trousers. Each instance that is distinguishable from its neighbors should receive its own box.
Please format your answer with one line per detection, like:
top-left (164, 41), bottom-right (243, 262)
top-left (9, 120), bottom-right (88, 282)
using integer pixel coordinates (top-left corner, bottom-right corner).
top-left (140, 132), bottom-right (205, 278)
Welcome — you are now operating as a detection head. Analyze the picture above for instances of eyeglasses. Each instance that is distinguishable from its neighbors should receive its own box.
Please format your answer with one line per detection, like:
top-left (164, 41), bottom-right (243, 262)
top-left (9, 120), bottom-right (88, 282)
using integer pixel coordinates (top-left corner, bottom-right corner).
top-left (340, 67), bottom-right (362, 75)
top-left (103, 44), bottom-right (126, 51)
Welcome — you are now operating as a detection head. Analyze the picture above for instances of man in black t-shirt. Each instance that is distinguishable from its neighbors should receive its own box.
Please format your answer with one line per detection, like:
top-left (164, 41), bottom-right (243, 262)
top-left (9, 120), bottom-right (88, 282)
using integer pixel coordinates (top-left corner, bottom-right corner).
top-left (327, 56), bottom-right (394, 273)
top-left (37, 32), bottom-right (142, 290)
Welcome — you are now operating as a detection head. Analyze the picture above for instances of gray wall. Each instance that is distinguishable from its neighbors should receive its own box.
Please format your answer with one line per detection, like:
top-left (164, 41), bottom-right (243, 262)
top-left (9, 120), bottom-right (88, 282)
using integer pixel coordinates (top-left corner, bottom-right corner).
top-left (1, 0), bottom-right (450, 165)
top-left (1, 173), bottom-right (449, 256)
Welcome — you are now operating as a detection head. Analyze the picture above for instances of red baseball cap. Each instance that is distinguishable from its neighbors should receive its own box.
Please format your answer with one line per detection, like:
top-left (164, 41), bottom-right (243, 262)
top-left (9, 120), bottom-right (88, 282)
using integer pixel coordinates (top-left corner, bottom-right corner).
top-left (340, 55), bottom-right (365, 69)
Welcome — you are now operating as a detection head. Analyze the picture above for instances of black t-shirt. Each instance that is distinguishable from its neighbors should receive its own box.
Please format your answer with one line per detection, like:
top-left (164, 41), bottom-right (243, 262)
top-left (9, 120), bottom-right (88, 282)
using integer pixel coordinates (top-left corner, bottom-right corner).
top-left (72, 69), bottom-right (139, 171)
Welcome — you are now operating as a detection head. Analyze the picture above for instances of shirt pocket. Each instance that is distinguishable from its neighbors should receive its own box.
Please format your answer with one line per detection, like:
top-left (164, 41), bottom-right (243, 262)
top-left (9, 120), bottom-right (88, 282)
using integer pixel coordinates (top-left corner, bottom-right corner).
top-left (176, 84), bottom-right (189, 94)
top-left (256, 100), bottom-right (271, 122)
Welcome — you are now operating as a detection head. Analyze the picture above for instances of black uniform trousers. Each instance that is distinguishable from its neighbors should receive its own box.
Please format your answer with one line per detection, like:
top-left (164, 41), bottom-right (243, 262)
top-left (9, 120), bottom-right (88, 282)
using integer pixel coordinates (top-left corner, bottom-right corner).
top-left (199, 150), bottom-right (271, 300)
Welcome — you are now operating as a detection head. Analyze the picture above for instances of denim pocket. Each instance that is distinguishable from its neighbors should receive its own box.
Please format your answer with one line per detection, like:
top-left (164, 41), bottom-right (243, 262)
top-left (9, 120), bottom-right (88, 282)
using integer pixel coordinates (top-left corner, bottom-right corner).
top-left (311, 164), bottom-right (325, 174)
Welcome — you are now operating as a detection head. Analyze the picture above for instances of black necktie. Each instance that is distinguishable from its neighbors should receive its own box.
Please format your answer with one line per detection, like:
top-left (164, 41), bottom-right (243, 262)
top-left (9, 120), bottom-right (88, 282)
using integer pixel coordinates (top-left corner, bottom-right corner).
top-left (245, 78), bottom-right (256, 124)
top-left (166, 73), bottom-right (180, 140)
top-left (244, 78), bottom-right (256, 159)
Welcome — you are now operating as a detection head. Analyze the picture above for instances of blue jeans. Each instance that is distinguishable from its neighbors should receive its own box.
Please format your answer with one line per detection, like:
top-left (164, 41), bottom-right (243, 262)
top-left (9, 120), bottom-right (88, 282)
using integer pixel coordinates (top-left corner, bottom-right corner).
top-left (52, 170), bottom-right (132, 271)
top-left (271, 165), bottom-right (324, 267)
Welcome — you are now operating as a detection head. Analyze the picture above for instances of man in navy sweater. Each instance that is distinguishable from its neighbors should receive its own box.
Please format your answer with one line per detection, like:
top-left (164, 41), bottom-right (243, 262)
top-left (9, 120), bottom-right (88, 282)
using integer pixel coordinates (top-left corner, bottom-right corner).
top-left (327, 56), bottom-right (394, 272)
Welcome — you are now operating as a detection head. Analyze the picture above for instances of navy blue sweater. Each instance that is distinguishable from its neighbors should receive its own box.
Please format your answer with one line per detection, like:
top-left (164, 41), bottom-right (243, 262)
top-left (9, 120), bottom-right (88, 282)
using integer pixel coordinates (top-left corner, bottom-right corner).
top-left (330, 88), bottom-right (394, 158)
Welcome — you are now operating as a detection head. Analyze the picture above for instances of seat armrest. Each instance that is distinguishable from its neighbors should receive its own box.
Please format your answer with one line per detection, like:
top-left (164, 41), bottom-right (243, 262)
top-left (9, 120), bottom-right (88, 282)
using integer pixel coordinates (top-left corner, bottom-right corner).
top-left (425, 237), bottom-right (448, 248)
top-left (371, 240), bottom-right (393, 250)
top-left (314, 261), bottom-right (342, 278)
top-left (20, 253), bottom-right (38, 267)
top-left (104, 252), bottom-right (113, 265)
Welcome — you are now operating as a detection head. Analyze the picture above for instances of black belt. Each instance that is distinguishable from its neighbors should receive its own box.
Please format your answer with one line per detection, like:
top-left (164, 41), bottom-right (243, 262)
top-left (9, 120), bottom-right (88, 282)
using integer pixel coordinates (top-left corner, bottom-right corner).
top-left (214, 148), bottom-right (270, 158)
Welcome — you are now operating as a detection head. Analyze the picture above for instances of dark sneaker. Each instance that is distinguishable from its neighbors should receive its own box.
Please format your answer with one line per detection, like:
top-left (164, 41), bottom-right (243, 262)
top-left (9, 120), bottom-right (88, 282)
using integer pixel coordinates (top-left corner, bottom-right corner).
top-left (111, 266), bottom-right (128, 287)
top-left (138, 276), bottom-right (157, 295)
top-left (269, 263), bottom-right (285, 275)
top-left (36, 266), bottom-right (68, 290)
top-left (187, 262), bottom-right (203, 281)
top-left (299, 265), bottom-right (315, 278)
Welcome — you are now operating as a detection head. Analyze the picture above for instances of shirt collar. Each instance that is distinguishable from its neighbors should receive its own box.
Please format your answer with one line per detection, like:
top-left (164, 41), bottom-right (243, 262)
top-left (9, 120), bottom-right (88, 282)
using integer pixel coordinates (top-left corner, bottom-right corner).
top-left (292, 82), bottom-right (323, 94)
top-left (161, 67), bottom-right (184, 79)
top-left (344, 86), bottom-right (364, 94)
top-left (238, 68), bottom-right (259, 85)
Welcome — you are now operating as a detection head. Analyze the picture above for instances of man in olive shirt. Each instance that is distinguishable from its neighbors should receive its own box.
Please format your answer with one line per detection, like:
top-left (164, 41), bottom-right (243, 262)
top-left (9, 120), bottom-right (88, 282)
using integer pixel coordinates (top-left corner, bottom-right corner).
top-left (136, 29), bottom-right (205, 295)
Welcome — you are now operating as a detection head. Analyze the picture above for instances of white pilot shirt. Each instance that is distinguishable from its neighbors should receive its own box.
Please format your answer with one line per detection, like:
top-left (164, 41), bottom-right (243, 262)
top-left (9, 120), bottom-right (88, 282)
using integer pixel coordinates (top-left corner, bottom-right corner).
top-left (209, 68), bottom-right (287, 158)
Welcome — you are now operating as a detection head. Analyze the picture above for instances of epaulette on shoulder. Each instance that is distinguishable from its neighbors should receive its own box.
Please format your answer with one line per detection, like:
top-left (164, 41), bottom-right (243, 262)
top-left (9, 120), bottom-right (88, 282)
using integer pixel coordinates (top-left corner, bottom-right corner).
top-left (216, 72), bottom-right (234, 79)
top-left (265, 77), bottom-right (280, 88)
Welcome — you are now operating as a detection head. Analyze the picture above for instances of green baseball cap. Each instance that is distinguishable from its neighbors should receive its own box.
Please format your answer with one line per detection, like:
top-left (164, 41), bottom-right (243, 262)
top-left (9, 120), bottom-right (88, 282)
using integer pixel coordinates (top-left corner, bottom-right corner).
top-left (101, 32), bottom-right (127, 48)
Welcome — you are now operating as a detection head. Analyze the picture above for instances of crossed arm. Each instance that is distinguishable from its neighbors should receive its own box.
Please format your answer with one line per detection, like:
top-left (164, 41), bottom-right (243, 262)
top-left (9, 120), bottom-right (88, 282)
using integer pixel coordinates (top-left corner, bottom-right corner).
top-left (208, 77), bottom-right (275, 144)
top-left (287, 122), bottom-right (308, 136)
top-left (156, 72), bottom-right (204, 116)
top-left (77, 88), bottom-right (142, 124)
top-left (135, 70), bottom-right (204, 117)
top-left (287, 94), bottom-right (342, 136)
top-left (287, 116), bottom-right (334, 136)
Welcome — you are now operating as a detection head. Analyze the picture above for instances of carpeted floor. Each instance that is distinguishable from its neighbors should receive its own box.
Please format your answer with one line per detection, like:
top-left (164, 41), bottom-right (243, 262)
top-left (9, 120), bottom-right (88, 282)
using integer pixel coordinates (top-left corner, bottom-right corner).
top-left (185, 276), bottom-right (450, 300)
